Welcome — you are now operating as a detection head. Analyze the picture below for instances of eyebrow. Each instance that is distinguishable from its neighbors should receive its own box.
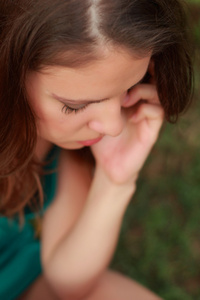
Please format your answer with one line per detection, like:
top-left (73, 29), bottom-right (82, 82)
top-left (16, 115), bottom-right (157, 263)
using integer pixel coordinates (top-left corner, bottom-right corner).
top-left (51, 72), bottom-right (148, 105)
top-left (52, 93), bottom-right (109, 105)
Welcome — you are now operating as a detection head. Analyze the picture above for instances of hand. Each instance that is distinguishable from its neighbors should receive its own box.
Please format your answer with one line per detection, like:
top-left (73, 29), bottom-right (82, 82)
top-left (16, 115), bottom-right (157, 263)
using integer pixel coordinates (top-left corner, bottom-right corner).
top-left (91, 70), bottom-right (164, 185)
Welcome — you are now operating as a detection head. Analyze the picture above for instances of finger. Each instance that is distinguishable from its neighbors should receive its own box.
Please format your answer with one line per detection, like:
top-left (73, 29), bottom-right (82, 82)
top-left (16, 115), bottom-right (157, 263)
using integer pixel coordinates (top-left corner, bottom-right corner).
top-left (130, 103), bottom-right (164, 126)
top-left (122, 84), bottom-right (160, 108)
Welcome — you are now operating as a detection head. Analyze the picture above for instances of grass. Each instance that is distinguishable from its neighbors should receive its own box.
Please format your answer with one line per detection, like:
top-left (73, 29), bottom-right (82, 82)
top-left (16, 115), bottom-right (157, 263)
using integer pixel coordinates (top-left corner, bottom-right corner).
top-left (111, 2), bottom-right (200, 299)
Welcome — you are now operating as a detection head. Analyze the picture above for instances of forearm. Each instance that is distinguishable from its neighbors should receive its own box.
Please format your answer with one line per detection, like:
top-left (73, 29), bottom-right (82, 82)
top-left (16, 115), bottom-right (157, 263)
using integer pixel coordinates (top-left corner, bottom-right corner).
top-left (42, 167), bottom-right (135, 299)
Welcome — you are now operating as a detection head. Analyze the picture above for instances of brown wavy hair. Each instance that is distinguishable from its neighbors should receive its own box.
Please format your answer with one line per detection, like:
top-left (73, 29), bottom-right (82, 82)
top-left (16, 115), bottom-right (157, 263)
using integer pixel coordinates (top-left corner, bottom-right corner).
top-left (0, 0), bottom-right (193, 217)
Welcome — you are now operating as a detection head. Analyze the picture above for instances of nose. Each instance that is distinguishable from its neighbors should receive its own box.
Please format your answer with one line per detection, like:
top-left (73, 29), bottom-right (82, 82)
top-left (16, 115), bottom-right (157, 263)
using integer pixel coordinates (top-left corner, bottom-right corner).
top-left (88, 97), bottom-right (124, 137)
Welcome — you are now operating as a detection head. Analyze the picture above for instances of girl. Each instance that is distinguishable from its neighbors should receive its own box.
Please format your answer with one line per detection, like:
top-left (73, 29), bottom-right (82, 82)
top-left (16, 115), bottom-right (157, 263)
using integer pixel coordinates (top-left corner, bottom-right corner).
top-left (0, 0), bottom-right (193, 299)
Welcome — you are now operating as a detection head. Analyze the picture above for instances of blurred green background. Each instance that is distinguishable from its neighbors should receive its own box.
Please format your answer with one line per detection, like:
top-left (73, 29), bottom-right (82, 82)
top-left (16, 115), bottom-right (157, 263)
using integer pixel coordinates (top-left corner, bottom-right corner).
top-left (111, 1), bottom-right (200, 299)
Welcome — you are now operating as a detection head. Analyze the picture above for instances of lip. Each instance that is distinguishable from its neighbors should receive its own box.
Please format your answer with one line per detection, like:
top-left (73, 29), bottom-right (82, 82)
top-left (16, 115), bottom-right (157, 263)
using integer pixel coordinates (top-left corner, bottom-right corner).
top-left (77, 136), bottom-right (103, 146)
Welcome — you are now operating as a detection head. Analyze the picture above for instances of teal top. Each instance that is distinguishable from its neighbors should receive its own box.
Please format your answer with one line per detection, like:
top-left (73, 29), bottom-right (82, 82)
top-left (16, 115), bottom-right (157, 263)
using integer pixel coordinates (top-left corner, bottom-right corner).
top-left (0, 147), bottom-right (60, 300)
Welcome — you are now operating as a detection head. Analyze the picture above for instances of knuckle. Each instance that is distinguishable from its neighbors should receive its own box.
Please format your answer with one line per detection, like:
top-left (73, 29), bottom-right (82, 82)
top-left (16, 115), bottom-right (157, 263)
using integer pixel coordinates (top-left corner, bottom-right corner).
top-left (131, 84), bottom-right (141, 97)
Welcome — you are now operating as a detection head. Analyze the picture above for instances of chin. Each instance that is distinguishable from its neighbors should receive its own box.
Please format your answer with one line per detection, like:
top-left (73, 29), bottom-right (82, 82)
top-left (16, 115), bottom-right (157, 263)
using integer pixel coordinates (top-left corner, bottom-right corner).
top-left (55, 142), bottom-right (85, 150)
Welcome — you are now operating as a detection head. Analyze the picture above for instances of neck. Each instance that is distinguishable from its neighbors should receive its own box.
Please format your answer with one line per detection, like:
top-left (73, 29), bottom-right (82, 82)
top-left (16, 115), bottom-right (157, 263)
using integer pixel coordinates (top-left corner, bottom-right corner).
top-left (34, 137), bottom-right (53, 161)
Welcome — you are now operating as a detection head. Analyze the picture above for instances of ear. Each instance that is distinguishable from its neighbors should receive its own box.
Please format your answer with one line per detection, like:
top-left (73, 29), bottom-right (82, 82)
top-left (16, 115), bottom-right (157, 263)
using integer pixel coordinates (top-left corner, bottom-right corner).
top-left (147, 59), bottom-right (156, 84)
top-left (141, 59), bottom-right (155, 85)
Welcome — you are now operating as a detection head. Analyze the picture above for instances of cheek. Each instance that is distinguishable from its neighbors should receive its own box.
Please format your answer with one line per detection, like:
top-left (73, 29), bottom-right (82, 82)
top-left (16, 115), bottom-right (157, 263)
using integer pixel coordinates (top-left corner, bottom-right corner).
top-left (36, 105), bottom-right (86, 135)
top-left (31, 96), bottom-right (92, 134)
top-left (32, 100), bottom-right (60, 123)
top-left (32, 103), bottom-right (63, 136)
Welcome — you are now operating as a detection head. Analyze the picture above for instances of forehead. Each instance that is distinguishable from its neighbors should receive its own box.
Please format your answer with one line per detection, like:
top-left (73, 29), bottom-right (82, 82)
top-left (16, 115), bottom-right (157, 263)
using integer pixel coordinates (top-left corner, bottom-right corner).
top-left (29, 49), bottom-right (151, 99)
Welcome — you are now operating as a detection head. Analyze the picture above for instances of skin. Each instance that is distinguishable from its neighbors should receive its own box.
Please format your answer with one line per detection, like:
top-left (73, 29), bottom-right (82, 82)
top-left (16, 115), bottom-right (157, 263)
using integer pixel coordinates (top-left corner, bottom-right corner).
top-left (26, 49), bottom-right (151, 155)
top-left (23, 48), bottom-right (164, 300)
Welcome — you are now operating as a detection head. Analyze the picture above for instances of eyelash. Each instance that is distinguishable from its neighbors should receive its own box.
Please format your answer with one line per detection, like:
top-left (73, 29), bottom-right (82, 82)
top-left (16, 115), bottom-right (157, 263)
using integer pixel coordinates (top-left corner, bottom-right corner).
top-left (61, 104), bottom-right (88, 114)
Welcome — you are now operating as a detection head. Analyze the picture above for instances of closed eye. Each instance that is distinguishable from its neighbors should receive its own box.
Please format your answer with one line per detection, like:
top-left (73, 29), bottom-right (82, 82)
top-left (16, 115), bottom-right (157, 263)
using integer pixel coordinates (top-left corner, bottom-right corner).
top-left (61, 104), bottom-right (88, 114)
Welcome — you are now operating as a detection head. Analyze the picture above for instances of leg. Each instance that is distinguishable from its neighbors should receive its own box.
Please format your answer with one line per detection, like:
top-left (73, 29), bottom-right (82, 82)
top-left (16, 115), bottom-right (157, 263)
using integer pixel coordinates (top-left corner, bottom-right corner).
top-left (84, 270), bottom-right (162, 300)
top-left (19, 270), bottom-right (162, 300)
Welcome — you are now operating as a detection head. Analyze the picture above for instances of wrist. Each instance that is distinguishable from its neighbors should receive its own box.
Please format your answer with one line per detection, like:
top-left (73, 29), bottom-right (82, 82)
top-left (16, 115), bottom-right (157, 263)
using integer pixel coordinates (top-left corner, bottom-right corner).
top-left (92, 166), bottom-right (137, 199)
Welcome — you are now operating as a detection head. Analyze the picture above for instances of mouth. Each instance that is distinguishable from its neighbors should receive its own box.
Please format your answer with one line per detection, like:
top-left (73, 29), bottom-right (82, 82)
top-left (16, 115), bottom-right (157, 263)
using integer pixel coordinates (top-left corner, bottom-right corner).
top-left (77, 136), bottom-right (103, 146)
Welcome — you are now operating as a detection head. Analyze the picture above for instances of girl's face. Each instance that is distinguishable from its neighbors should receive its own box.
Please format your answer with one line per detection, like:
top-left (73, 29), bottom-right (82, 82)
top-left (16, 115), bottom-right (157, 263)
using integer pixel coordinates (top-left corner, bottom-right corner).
top-left (26, 49), bottom-right (151, 150)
